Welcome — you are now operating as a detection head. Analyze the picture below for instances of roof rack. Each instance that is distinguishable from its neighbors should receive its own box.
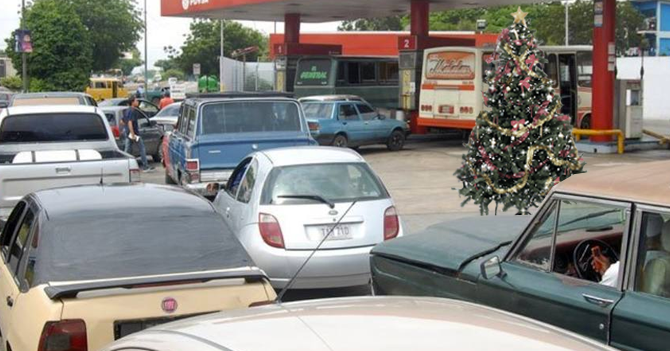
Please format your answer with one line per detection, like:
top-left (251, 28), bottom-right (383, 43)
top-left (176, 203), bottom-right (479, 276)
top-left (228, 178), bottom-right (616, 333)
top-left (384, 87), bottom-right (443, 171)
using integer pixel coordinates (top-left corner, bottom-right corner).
top-left (185, 91), bottom-right (294, 99)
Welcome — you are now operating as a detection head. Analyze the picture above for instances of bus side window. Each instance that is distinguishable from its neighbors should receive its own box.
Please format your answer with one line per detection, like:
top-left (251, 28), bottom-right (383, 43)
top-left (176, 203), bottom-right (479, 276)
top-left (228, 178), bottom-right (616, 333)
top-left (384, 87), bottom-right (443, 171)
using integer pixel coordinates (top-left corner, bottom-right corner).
top-left (576, 52), bottom-right (592, 88)
top-left (361, 62), bottom-right (377, 84)
top-left (347, 62), bottom-right (361, 85)
top-left (379, 62), bottom-right (399, 84)
top-left (337, 61), bottom-right (346, 83)
top-left (544, 54), bottom-right (559, 87)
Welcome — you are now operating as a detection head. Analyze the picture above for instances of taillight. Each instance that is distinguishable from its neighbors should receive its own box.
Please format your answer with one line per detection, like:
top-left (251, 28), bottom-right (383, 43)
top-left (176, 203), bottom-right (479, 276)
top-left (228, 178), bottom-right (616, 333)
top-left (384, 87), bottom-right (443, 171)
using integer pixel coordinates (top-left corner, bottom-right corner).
top-left (38, 319), bottom-right (87, 351)
top-left (259, 213), bottom-right (284, 248)
top-left (308, 121), bottom-right (320, 131)
top-left (185, 159), bottom-right (200, 183)
top-left (130, 168), bottom-right (141, 182)
top-left (111, 126), bottom-right (120, 139)
top-left (383, 206), bottom-right (399, 240)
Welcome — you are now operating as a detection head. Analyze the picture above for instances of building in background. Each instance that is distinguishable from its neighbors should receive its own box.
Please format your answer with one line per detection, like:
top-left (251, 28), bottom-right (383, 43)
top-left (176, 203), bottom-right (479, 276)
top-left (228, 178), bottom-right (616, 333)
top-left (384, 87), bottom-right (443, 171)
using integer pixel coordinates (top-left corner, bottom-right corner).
top-left (633, 0), bottom-right (670, 56)
top-left (0, 52), bottom-right (17, 79)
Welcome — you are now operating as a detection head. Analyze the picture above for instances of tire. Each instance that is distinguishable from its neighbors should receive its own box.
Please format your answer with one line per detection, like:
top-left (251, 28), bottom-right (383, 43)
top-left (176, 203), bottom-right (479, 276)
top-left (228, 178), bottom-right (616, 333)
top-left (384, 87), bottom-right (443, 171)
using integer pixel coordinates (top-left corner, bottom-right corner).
top-left (387, 129), bottom-right (405, 151)
top-left (332, 134), bottom-right (348, 148)
top-left (580, 115), bottom-right (591, 129)
top-left (165, 168), bottom-right (176, 185)
top-left (153, 142), bottom-right (163, 163)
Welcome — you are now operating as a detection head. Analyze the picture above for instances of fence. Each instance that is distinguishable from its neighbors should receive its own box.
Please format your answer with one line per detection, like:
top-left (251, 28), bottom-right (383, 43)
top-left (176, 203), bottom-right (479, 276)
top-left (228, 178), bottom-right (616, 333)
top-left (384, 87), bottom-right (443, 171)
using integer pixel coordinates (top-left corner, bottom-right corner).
top-left (220, 57), bottom-right (275, 92)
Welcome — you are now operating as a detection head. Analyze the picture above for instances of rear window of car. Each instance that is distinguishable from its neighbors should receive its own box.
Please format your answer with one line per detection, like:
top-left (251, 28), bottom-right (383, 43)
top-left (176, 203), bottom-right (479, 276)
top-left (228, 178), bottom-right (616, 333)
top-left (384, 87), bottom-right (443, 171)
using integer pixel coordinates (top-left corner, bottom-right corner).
top-left (200, 101), bottom-right (302, 135)
top-left (33, 211), bottom-right (252, 285)
top-left (0, 113), bottom-right (108, 143)
top-left (156, 104), bottom-right (180, 117)
top-left (302, 103), bottom-right (334, 119)
top-left (261, 162), bottom-right (388, 205)
top-left (11, 97), bottom-right (83, 106)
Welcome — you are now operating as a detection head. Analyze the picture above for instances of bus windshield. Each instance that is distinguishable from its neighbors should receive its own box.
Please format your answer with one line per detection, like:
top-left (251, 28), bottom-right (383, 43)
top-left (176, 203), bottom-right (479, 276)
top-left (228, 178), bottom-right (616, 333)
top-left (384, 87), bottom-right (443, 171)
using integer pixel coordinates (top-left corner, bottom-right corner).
top-left (296, 59), bottom-right (332, 86)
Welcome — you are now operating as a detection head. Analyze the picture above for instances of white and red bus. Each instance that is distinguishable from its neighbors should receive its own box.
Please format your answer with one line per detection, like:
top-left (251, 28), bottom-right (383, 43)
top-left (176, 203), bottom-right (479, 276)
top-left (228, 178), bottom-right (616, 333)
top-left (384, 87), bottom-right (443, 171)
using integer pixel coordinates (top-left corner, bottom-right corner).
top-left (418, 45), bottom-right (593, 130)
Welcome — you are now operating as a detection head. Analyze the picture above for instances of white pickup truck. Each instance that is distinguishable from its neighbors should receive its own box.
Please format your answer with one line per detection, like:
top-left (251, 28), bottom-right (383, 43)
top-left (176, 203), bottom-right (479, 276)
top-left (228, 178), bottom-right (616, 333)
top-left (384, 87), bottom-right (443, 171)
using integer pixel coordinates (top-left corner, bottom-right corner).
top-left (0, 105), bottom-right (140, 219)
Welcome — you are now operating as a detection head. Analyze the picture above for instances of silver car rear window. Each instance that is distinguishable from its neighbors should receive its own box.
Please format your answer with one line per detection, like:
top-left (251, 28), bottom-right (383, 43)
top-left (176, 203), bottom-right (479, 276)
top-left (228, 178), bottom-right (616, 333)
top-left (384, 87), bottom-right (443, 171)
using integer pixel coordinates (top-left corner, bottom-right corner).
top-left (0, 113), bottom-right (108, 143)
top-left (261, 162), bottom-right (388, 205)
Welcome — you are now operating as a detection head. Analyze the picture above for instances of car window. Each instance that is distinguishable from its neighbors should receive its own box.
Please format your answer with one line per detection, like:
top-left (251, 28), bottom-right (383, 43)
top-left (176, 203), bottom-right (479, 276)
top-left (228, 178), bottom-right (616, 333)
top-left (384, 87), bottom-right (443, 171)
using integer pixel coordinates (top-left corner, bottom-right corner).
top-left (513, 201), bottom-right (558, 271)
top-left (105, 113), bottom-right (117, 126)
top-left (227, 158), bottom-right (251, 198)
top-left (237, 159), bottom-right (258, 204)
top-left (302, 103), bottom-right (334, 119)
top-left (186, 108), bottom-right (196, 139)
top-left (200, 101), bottom-right (302, 135)
top-left (1, 201), bottom-right (27, 260)
top-left (261, 163), bottom-right (388, 205)
top-left (8, 207), bottom-right (36, 275)
top-left (156, 104), bottom-right (180, 117)
top-left (338, 104), bottom-right (359, 121)
top-left (0, 113), bottom-right (108, 143)
top-left (356, 103), bottom-right (377, 121)
top-left (140, 101), bottom-right (158, 114)
top-left (18, 219), bottom-right (39, 289)
top-left (634, 211), bottom-right (670, 299)
top-left (178, 107), bottom-right (190, 135)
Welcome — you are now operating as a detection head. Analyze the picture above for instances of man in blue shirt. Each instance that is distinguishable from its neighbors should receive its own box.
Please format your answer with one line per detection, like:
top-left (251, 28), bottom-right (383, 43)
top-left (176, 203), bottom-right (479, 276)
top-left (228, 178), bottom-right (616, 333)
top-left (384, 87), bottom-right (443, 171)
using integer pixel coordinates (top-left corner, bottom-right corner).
top-left (123, 95), bottom-right (154, 172)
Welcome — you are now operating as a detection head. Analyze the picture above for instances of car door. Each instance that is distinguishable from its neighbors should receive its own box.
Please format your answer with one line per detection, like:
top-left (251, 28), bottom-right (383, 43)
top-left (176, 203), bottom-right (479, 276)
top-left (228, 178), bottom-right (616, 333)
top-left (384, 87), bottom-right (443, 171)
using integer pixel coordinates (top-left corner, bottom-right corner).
top-left (337, 103), bottom-right (365, 144)
top-left (215, 158), bottom-right (253, 235)
top-left (0, 201), bottom-right (37, 337)
top-left (478, 194), bottom-right (631, 343)
top-left (139, 100), bottom-right (159, 117)
top-left (355, 102), bottom-right (386, 142)
top-left (610, 206), bottom-right (670, 351)
top-left (136, 110), bottom-right (162, 157)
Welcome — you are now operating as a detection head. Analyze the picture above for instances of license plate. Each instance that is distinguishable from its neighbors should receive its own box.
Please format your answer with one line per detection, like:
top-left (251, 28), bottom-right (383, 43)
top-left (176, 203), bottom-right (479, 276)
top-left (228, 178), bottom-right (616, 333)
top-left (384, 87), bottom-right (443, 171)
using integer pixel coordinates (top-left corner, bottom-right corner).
top-left (316, 225), bottom-right (352, 241)
top-left (114, 313), bottom-right (202, 339)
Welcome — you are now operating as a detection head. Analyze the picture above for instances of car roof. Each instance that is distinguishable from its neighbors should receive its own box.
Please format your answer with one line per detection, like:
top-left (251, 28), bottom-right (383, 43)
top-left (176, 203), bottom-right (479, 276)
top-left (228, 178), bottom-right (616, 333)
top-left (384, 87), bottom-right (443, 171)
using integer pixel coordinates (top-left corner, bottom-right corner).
top-left (13, 92), bottom-right (90, 98)
top-left (555, 160), bottom-right (670, 207)
top-left (123, 297), bottom-right (613, 351)
top-left (100, 106), bottom-right (127, 112)
top-left (3, 105), bottom-right (99, 116)
top-left (32, 183), bottom-right (214, 219)
top-left (257, 146), bottom-right (365, 167)
top-left (299, 95), bottom-right (365, 102)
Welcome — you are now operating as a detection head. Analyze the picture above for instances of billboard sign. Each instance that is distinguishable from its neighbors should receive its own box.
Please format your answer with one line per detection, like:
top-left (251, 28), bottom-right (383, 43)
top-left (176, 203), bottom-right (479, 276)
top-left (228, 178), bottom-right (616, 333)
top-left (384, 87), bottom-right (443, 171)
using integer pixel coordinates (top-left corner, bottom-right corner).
top-left (15, 30), bottom-right (33, 53)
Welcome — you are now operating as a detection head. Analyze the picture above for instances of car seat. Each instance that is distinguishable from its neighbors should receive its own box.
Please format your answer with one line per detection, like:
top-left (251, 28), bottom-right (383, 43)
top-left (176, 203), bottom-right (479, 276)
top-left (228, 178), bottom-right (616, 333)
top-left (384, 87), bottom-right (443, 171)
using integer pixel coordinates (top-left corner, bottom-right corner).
top-left (643, 214), bottom-right (665, 265)
top-left (641, 221), bottom-right (670, 298)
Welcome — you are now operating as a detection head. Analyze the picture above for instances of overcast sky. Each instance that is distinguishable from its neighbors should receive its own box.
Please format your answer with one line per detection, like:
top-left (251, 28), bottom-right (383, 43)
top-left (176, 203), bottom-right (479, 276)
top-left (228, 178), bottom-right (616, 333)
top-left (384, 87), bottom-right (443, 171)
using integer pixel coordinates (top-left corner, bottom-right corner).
top-left (0, 0), bottom-right (339, 68)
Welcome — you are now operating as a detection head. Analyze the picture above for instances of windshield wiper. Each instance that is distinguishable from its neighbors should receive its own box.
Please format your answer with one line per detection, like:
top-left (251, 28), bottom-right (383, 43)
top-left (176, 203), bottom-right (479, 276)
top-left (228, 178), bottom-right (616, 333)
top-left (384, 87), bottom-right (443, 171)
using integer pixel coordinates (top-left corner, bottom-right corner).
top-left (560, 209), bottom-right (620, 227)
top-left (278, 194), bottom-right (335, 209)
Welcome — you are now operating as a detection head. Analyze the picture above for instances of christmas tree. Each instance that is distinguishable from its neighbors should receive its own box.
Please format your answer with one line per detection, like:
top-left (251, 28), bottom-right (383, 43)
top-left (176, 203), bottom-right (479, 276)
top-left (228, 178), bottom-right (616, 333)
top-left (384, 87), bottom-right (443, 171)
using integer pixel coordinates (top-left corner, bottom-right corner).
top-left (455, 7), bottom-right (585, 215)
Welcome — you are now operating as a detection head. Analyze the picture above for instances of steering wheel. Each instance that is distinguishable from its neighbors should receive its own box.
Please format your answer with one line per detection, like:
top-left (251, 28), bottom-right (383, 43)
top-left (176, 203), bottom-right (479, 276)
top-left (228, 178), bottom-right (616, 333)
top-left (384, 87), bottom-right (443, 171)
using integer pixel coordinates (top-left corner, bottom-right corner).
top-left (573, 239), bottom-right (619, 282)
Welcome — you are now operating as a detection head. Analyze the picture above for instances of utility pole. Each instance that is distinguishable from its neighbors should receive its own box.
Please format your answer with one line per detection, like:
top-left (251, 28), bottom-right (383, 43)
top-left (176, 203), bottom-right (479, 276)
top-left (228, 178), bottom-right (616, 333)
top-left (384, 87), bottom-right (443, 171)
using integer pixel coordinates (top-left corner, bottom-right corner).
top-left (564, 0), bottom-right (569, 46)
top-left (21, 0), bottom-right (28, 92)
top-left (220, 20), bottom-right (224, 91)
top-left (143, 0), bottom-right (148, 94)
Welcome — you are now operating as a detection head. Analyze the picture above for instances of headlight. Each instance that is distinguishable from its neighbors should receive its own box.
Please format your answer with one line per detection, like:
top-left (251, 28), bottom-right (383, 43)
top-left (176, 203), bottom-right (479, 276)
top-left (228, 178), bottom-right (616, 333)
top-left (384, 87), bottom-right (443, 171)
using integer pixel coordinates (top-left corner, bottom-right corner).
top-left (200, 170), bottom-right (233, 182)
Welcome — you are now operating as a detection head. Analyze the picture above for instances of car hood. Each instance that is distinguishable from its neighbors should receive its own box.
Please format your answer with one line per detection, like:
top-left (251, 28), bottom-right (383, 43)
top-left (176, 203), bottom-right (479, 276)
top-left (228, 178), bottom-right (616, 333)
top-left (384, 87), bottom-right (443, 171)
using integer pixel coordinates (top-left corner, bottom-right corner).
top-left (122, 296), bottom-right (614, 351)
top-left (371, 216), bottom-right (530, 276)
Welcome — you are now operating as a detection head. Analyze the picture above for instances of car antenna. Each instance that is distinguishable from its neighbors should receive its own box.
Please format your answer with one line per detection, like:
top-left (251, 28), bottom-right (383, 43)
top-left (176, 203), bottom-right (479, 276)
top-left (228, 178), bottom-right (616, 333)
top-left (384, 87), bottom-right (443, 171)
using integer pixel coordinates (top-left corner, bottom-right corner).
top-left (275, 200), bottom-right (358, 304)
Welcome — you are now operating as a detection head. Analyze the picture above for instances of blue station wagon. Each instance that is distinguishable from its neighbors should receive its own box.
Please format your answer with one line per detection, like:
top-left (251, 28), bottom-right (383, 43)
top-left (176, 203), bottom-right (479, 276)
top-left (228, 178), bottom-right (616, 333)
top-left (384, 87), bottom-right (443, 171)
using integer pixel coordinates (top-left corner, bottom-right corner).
top-left (301, 95), bottom-right (409, 151)
top-left (166, 93), bottom-right (316, 197)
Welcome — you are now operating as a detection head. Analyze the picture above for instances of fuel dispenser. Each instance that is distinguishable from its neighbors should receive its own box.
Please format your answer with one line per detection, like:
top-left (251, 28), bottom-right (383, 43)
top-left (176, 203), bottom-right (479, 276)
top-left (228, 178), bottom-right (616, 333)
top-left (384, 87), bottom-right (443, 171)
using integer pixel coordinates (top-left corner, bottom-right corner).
top-left (614, 79), bottom-right (643, 139)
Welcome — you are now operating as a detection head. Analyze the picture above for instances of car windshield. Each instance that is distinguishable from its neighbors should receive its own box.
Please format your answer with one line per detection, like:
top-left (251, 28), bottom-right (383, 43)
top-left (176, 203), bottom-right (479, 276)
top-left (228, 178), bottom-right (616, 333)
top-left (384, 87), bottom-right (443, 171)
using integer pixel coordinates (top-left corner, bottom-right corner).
top-left (156, 104), bottom-right (180, 117)
top-left (201, 101), bottom-right (302, 134)
top-left (33, 211), bottom-right (252, 285)
top-left (302, 102), bottom-right (334, 119)
top-left (0, 113), bottom-right (108, 143)
top-left (261, 163), bottom-right (388, 205)
top-left (97, 99), bottom-right (117, 107)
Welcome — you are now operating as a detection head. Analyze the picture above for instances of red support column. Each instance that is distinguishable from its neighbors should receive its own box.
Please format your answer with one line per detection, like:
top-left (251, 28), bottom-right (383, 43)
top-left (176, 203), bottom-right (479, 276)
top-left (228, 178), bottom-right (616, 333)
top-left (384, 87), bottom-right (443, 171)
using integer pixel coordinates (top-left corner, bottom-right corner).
top-left (410, 0), bottom-right (429, 38)
top-left (591, 0), bottom-right (616, 142)
top-left (284, 13), bottom-right (301, 44)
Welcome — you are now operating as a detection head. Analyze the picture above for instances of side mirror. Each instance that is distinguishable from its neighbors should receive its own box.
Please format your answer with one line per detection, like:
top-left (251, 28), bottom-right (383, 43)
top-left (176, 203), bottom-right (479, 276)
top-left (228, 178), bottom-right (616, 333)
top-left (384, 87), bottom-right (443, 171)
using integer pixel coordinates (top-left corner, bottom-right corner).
top-left (377, 114), bottom-right (386, 120)
top-left (480, 256), bottom-right (503, 280)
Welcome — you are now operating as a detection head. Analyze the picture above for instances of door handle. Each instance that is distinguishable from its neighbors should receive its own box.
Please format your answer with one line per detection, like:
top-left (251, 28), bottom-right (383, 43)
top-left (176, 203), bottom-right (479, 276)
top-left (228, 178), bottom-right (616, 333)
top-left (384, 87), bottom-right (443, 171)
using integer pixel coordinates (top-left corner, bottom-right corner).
top-left (56, 167), bottom-right (71, 174)
top-left (6, 296), bottom-right (13, 307)
top-left (342, 122), bottom-right (347, 125)
top-left (582, 294), bottom-right (614, 307)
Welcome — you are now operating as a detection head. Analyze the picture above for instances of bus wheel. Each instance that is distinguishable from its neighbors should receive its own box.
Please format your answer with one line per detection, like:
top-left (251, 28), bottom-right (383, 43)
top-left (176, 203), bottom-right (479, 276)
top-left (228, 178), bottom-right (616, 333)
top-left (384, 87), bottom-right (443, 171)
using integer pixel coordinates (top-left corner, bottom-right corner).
top-left (387, 130), bottom-right (405, 151)
top-left (332, 134), bottom-right (348, 148)
top-left (580, 115), bottom-right (591, 129)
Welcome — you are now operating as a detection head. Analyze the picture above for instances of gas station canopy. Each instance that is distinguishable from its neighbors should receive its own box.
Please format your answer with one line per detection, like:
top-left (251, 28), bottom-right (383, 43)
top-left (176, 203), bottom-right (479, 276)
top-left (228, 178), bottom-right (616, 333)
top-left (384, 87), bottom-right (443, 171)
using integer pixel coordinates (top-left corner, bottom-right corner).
top-left (162, 0), bottom-right (536, 22)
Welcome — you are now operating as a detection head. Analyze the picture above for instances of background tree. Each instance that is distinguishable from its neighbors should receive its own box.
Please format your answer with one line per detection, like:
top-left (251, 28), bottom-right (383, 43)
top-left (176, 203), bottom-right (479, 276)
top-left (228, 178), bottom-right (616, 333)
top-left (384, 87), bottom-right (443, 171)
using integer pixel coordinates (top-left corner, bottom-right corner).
top-left (173, 20), bottom-right (267, 76)
top-left (5, 0), bottom-right (92, 91)
top-left (0, 76), bottom-right (23, 91)
top-left (69, 0), bottom-right (143, 72)
top-left (339, 16), bottom-right (404, 31)
top-left (455, 9), bottom-right (584, 214)
top-left (117, 47), bottom-right (143, 76)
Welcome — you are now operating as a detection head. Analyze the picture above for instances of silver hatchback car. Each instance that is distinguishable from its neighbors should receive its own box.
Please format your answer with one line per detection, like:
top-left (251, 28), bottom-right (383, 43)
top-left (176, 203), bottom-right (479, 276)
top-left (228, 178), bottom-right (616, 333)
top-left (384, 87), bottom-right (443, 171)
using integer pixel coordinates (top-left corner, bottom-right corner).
top-left (212, 147), bottom-right (403, 289)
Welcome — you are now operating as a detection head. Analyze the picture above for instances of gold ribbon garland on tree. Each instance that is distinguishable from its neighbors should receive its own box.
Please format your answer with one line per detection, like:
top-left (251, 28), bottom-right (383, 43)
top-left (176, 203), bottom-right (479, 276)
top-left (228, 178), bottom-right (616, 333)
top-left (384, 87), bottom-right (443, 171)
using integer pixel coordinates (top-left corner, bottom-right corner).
top-left (469, 24), bottom-right (583, 196)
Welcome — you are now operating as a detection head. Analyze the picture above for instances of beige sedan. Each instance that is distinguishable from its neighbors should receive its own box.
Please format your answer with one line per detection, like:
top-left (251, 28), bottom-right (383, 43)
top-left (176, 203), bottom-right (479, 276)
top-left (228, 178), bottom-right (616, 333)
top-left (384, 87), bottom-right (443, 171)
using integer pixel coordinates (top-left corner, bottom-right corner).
top-left (102, 296), bottom-right (616, 351)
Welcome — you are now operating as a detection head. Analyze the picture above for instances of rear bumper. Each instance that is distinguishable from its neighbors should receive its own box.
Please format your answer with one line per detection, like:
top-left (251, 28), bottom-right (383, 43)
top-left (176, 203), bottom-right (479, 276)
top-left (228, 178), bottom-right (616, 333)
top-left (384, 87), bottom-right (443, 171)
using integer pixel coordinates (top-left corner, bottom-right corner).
top-left (251, 245), bottom-right (375, 289)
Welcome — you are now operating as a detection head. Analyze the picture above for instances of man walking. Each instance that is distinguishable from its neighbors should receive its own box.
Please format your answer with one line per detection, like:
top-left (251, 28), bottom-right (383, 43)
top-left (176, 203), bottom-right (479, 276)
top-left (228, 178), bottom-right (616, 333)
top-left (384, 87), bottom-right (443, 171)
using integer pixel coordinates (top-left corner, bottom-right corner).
top-left (123, 95), bottom-right (154, 172)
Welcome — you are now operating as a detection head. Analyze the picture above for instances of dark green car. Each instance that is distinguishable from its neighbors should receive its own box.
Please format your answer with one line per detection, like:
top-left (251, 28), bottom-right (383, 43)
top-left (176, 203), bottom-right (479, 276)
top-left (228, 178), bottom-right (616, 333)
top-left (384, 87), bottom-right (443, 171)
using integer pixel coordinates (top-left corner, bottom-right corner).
top-left (371, 161), bottom-right (670, 351)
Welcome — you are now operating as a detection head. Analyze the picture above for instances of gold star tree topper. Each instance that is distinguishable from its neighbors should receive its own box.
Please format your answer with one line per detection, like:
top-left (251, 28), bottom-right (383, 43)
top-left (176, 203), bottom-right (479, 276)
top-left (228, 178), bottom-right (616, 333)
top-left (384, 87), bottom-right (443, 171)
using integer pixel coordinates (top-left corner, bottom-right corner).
top-left (511, 6), bottom-right (528, 27)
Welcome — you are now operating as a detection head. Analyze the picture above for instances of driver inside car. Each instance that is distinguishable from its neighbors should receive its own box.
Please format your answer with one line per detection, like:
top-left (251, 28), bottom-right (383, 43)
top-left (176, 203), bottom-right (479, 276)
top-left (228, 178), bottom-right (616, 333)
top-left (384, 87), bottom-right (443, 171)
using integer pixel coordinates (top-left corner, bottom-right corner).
top-left (591, 247), bottom-right (620, 287)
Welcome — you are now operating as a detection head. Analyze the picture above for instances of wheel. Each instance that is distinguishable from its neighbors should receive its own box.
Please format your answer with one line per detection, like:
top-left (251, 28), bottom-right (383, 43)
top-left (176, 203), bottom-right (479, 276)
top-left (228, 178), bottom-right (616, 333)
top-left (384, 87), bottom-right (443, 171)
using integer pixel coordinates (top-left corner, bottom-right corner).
top-left (153, 143), bottom-right (163, 163)
top-left (332, 134), bottom-right (348, 148)
top-left (387, 129), bottom-right (405, 151)
top-left (580, 115), bottom-right (591, 129)
top-left (165, 168), bottom-right (176, 185)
